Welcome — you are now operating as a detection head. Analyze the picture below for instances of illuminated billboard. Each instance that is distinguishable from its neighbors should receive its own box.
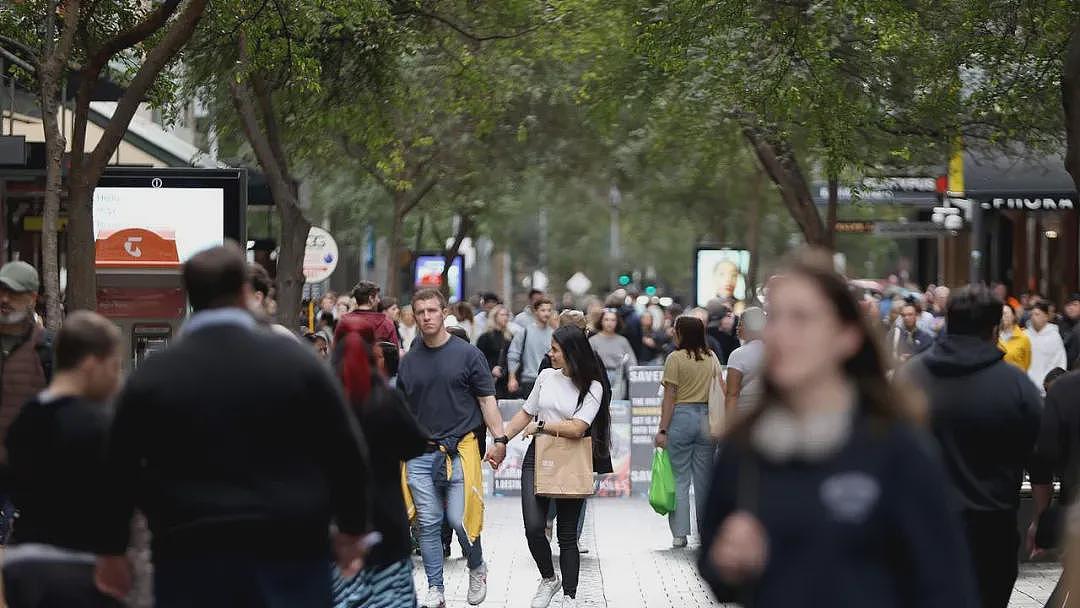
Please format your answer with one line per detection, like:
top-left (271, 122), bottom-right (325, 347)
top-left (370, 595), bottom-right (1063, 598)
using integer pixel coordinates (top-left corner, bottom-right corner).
top-left (695, 248), bottom-right (751, 307)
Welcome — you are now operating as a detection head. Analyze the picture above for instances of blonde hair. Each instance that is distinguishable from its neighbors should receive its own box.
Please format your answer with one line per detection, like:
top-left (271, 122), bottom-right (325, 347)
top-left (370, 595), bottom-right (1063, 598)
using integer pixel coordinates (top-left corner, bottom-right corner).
top-left (488, 304), bottom-right (512, 338)
top-left (558, 309), bottom-right (587, 330)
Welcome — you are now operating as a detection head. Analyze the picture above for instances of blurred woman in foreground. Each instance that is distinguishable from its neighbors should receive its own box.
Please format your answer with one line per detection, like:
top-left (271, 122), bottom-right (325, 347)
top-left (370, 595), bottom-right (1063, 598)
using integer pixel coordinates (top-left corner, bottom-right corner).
top-left (332, 325), bottom-right (429, 608)
top-left (698, 249), bottom-right (977, 607)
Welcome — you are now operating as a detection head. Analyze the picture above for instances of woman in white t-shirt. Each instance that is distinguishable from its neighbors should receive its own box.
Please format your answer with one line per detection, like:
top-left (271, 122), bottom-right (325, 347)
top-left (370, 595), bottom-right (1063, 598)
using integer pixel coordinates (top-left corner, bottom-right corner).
top-left (503, 326), bottom-right (608, 608)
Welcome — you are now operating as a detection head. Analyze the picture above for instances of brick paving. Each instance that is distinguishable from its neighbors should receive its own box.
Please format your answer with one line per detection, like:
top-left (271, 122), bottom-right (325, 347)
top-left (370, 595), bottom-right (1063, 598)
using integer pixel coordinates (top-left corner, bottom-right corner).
top-left (421, 496), bottom-right (1062, 608)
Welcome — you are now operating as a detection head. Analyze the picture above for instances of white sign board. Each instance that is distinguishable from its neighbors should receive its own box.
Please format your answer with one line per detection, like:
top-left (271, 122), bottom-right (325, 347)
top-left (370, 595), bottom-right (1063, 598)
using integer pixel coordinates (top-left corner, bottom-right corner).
top-left (566, 272), bottom-right (592, 296)
top-left (304, 226), bottom-right (339, 283)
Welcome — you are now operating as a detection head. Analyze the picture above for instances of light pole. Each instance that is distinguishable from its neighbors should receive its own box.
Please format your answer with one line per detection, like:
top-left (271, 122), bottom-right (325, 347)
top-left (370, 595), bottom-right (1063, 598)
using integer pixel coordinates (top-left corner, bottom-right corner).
top-left (609, 183), bottom-right (622, 289)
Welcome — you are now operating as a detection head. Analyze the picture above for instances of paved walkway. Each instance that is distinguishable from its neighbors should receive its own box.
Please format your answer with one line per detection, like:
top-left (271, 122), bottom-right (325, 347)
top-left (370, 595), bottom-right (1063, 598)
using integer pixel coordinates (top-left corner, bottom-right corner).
top-left (419, 496), bottom-right (1061, 608)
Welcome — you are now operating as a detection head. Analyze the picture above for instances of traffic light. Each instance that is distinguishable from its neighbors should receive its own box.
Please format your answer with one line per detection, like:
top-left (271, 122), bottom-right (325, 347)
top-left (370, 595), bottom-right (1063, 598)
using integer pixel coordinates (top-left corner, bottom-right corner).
top-left (644, 284), bottom-right (657, 296)
top-left (618, 273), bottom-right (632, 287)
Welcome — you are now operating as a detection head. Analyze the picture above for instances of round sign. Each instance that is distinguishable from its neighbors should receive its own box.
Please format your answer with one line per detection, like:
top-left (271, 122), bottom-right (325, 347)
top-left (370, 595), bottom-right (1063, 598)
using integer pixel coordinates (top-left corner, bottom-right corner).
top-left (303, 226), bottom-right (339, 284)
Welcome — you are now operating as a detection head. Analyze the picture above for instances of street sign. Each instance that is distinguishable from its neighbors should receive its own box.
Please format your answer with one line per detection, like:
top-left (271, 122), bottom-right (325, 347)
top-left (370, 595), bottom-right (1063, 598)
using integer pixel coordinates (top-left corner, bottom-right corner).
top-left (834, 221), bottom-right (947, 239)
top-left (834, 221), bottom-right (876, 234)
top-left (303, 226), bottom-right (339, 284)
top-left (873, 221), bottom-right (948, 238)
top-left (566, 272), bottom-right (592, 296)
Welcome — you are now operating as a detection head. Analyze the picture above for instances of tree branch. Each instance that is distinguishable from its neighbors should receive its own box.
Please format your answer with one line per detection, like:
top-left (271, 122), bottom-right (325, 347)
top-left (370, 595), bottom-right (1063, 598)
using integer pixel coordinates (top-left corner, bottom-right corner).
top-left (251, 75), bottom-right (290, 184)
top-left (395, 7), bottom-right (544, 42)
top-left (84, 0), bottom-right (182, 68)
top-left (404, 175), bottom-right (439, 215)
top-left (81, 0), bottom-right (209, 180)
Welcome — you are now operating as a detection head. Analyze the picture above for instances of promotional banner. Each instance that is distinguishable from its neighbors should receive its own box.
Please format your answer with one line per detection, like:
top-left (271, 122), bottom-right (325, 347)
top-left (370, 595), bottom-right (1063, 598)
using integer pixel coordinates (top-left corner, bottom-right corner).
top-left (595, 400), bottom-right (632, 497)
top-left (489, 399), bottom-right (632, 498)
top-left (490, 400), bottom-right (529, 496)
top-left (629, 366), bottom-right (664, 495)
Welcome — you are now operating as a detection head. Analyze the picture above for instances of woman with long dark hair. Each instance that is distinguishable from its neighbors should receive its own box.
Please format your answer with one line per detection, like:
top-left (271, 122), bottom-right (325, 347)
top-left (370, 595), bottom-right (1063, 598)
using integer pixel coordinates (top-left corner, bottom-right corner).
top-left (502, 326), bottom-right (610, 608)
top-left (332, 325), bottom-right (429, 608)
top-left (654, 315), bottom-right (720, 548)
top-left (697, 250), bottom-right (976, 607)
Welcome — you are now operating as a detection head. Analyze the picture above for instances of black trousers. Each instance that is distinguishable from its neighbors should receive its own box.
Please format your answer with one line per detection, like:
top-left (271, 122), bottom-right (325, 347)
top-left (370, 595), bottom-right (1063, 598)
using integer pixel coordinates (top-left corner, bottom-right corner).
top-left (154, 555), bottom-right (330, 608)
top-left (3, 560), bottom-right (122, 608)
top-left (521, 443), bottom-right (585, 599)
top-left (962, 510), bottom-right (1019, 608)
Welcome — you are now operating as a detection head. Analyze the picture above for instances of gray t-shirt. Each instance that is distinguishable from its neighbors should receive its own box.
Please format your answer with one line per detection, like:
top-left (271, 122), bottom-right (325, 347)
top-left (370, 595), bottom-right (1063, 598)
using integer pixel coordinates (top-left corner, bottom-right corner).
top-left (727, 339), bottom-right (765, 409)
top-left (398, 335), bottom-right (495, 441)
top-left (508, 322), bottom-right (554, 383)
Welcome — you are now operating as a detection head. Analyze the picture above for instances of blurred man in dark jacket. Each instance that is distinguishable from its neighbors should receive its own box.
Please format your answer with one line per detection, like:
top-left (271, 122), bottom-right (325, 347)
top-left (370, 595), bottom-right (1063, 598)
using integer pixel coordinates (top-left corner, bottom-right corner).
top-left (901, 286), bottom-right (1041, 608)
top-left (98, 244), bottom-right (372, 607)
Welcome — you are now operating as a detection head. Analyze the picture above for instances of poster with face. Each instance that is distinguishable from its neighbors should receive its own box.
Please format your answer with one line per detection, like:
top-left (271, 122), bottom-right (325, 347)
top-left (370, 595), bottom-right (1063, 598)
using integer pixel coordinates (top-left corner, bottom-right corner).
top-left (695, 249), bottom-right (751, 306)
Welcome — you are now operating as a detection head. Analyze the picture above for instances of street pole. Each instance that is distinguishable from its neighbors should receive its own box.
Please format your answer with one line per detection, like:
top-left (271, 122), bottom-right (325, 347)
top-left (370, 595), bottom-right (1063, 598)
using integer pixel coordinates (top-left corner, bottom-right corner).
top-left (969, 199), bottom-right (983, 286)
top-left (609, 183), bottom-right (621, 289)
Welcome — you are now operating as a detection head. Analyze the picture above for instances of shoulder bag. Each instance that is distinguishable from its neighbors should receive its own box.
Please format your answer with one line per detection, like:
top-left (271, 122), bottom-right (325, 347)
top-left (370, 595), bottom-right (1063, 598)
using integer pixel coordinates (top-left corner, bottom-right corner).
top-left (707, 353), bottom-right (727, 439)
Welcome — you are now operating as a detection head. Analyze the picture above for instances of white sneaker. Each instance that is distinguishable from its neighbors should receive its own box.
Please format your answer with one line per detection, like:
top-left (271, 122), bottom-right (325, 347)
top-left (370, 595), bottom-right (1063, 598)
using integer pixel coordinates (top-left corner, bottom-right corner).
top-left (468, 563), bottom-right (488, 605)
top-left (531, 577), bottom-right (561, 608)
top-left (672, 536), bottom-right (688, 548)
top-left (561, 594), bottom-right (578, 607)
top-left (421, 586), bottom-right (445, 608)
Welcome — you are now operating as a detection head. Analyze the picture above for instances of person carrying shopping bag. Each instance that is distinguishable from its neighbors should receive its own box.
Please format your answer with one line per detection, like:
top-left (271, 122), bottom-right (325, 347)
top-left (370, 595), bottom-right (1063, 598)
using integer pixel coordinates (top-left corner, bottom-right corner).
top-left (501, 326), bottom-right (611, 608)
top-left (654, 315), bottom-right (721, 548)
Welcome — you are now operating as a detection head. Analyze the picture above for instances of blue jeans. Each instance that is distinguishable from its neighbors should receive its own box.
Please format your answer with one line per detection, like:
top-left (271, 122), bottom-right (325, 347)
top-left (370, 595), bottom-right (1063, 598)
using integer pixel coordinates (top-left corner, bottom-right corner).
top-left (406, 451), bottom-right (483, 590)
top-left (667, 404), bottom-right (715, 538)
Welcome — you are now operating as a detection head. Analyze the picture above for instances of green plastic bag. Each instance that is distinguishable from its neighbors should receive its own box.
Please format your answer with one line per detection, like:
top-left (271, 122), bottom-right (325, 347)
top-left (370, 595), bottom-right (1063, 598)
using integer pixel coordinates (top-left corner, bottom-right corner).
top-left (649, 448), bottom-right (676, 515)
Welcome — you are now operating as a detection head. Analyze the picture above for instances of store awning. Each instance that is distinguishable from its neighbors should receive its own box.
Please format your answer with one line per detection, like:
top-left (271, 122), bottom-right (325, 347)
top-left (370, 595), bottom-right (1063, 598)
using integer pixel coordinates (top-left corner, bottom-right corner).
top-left (962, 147), bottom-right (1078, 211)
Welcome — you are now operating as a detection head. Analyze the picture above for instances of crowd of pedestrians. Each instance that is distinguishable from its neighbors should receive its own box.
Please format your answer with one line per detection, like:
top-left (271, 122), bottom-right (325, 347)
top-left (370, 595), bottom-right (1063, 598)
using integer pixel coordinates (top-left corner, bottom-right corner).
top-left (8, 244), bottom-right (1080, 607)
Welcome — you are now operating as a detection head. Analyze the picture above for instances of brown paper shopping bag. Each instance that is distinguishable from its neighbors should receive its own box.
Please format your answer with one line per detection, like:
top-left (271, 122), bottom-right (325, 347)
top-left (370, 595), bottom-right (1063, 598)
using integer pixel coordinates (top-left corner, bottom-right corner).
top-left (534, 434), bottom-right (595, 498)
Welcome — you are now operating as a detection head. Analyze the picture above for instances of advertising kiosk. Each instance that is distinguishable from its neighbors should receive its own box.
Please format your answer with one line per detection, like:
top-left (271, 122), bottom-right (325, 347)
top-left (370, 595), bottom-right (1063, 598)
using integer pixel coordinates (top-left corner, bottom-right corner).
top-left (93, 168), bottom-right (246, 370)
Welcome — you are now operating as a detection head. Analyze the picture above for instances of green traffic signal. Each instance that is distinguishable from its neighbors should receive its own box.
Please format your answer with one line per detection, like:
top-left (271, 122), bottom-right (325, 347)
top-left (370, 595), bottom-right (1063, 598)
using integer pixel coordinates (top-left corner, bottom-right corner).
top-left (618, 274), bottom-right (632, 286)
top-left (644, 285), bottom-right (657, 296)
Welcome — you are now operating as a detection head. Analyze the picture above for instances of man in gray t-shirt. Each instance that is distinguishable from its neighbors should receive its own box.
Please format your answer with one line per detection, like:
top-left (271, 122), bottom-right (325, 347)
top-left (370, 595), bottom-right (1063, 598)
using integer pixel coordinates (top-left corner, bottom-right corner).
top-left (725, 307), bottom-right (766, 412)
top-left (397, 289), bottom-right (507, 608)
top-left (507, 298), bottom-right (555, 397)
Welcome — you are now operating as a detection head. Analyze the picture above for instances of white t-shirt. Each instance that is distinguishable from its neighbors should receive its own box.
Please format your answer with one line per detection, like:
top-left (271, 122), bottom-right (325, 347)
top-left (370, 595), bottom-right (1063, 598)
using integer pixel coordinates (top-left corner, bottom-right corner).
top-left (727, 339), bottom-right (765, 409)
top-left (522, 368), bottom-right (602, 426)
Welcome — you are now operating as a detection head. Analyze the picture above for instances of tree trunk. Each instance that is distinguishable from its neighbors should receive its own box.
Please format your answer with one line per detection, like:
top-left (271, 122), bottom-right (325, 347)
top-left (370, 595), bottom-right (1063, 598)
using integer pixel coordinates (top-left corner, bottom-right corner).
top-left (228, 71), bottom-right (311, 329)
top-left (37, 0), bottom-right (79, 330)
top-left (743, 127), bottom-right (826, 246)
top-left (825, 175), bottom-right (839, 251)
top-left (276, 203), bottom-right (310, 330)
top-left (440, 214), bottom-right (472, 301)
top-left (386, 194), bottom-right (407, 298)
top-left (63, 0), bottom-right (210, 311)
top-left (746, 168), bottom-right (764, 304)
top-left (1064, 20), bottom-right (1080, 193)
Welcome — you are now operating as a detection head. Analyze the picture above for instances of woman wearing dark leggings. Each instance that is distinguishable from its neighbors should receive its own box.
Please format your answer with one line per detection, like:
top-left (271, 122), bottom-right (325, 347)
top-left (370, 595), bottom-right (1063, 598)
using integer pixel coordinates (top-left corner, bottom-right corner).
top-left (503, 326), bottom-right (608, 608)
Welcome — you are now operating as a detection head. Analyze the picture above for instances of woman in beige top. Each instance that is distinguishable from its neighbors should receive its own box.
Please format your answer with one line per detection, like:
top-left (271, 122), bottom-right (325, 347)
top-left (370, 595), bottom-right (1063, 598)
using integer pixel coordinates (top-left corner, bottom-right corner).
top-left (654, 315), bottom-right (720, 548)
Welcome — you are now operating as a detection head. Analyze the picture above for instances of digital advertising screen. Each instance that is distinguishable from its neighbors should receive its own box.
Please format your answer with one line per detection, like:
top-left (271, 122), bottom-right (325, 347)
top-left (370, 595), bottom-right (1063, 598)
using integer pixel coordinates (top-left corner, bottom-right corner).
top-left (695, 248), bottom-right (751, 306)
top-left (93, 187), bottom-right (225, 263)
top-left (413, 254), bottom-right (464, 303)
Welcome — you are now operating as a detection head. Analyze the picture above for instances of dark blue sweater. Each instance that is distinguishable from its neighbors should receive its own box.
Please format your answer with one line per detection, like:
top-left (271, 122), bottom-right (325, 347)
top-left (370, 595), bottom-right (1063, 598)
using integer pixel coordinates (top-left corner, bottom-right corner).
top-left (698, 416), bottom-right (979, 607)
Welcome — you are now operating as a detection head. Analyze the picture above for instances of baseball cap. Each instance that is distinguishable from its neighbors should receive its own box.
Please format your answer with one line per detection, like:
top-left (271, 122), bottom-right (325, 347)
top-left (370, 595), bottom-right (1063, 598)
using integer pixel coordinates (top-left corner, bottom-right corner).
top-left (0, 261), bottom-right (39, 293)
top-left (1068, 293), bottom-right (1080, 305)
top-left (741, 307), bottom-right (767, 332)
top-left (705, 298), bottom-right (729, 326)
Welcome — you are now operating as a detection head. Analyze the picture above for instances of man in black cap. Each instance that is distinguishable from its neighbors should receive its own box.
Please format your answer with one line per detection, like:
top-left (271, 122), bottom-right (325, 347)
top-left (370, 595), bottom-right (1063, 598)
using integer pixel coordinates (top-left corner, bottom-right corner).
top-left (704, 299), bottom-right (740, 364)
top-left (0, 261), bottom-right (53, 544)
top-left (1058, 292), bottom-right (1080, 369)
